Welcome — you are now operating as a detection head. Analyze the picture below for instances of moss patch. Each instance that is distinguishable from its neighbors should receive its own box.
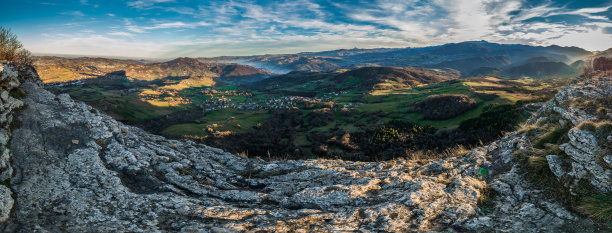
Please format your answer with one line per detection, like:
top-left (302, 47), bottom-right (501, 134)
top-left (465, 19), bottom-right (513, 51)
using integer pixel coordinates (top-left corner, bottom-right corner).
top-left (9, 87), bottom-right (27, 99)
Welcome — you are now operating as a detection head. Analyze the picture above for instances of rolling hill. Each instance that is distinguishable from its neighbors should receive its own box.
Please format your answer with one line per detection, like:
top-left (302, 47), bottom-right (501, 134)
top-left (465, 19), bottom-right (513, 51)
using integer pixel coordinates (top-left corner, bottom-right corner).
top-left (253, 66), bottom-right (460, 93)
top-left (34, 56), bottom-right (271, 83)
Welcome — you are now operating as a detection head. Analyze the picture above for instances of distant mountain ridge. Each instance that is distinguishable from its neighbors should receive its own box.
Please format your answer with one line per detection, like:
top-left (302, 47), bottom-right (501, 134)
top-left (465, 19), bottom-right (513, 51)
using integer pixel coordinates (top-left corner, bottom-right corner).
top-left (216, 41), bottom-right (595, 78)
top-left (35, 41), bottom-right (603, 82)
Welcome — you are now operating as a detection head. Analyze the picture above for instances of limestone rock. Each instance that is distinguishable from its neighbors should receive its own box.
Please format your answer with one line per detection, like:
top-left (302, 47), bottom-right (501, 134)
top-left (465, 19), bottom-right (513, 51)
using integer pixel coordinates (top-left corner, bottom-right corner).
top-left (0, 63), bottom-right (608, 232)
top-left (0, 186), bottom-right (13, 222)
top-left (560, 129), bottom-right (612, 192)
top-left (546, 155), bottom-right (565, 178)
top-left (604, 155), bottom-right (612, 167)
top-left (0, 64), bottom-right (31, 226)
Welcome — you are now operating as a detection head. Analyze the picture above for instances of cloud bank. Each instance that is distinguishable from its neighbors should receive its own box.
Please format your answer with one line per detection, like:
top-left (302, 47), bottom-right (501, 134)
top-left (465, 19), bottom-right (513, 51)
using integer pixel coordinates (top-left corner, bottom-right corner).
top-left (11, 0), bottom-right (612, 58)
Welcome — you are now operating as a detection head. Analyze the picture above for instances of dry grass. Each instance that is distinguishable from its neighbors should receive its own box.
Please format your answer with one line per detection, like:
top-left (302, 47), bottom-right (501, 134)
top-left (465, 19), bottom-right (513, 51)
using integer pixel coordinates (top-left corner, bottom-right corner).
top-left (404, 145), bottom-right (470, 161)
top-left (579, 194), bottom-right (612, 221)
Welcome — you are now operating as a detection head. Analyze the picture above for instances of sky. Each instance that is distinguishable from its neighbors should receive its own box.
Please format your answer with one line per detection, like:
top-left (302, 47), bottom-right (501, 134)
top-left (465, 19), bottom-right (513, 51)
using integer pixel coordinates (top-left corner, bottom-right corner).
top-left (1, 0), bottom-right (611, 58)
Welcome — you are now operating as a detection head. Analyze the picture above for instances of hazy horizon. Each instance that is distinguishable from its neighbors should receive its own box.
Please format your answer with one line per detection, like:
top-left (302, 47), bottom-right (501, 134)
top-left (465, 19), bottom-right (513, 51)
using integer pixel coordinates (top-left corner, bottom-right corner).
top-left (3, 0), bottom-right (612, 58)
top-left (30, 40), bottom-right (608, 61)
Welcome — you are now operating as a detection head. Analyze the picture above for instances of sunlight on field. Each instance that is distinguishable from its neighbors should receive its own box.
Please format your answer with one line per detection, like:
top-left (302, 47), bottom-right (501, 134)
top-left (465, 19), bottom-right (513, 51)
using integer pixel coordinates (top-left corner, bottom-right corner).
top-left (37, 66), bottom-right (82, 83)
top-left (139, 89), bottom-right (163, 95)
top-left (189, 109), bottom-right (271, 135)
top-left (477, 91), bottom-right (529, 102)
top-left (160, 76), bottom-right (216, 90)
top-left (463, 81), bottom-right (505, 87)
top-left (145, 97), bottom-right (190, 107)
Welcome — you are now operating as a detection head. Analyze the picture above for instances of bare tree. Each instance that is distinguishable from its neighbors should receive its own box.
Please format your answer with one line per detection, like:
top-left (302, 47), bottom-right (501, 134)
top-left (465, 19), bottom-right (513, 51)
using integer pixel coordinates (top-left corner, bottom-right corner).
top-left (0, 26), bottom-right (32, 66)
top-left (583, 58), bottom-right (593, 76)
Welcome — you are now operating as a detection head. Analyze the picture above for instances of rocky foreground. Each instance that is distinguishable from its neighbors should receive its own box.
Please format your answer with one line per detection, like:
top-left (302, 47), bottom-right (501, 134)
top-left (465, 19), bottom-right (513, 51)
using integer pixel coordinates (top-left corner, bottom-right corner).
top-left (0, 64), bottom-right (609, 232)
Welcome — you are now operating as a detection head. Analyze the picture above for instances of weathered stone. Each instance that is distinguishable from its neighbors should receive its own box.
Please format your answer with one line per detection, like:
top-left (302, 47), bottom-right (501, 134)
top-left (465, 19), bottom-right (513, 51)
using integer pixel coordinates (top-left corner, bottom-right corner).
top-left (0, 185), bottom-right (13, 222)
top-left (546, 155), bottom-right (565, 178)
top-left (560, 129), bottom-right (612, 192)
top-left (0, 91), bottom-right (7, 103)
top-left (0, 64), bottom-right (27, 225)
top-left (604, 155), bottom-right (612, 167)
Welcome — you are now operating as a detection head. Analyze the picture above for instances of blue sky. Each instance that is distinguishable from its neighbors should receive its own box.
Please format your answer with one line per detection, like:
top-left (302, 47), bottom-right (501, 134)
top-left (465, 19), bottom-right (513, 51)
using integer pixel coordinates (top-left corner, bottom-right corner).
top-left (1, 0), bottom-right (611, 58)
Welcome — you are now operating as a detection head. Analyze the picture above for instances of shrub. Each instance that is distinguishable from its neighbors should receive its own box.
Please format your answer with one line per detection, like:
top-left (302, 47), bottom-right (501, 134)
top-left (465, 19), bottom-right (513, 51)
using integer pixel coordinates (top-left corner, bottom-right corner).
top-left (415, 94), bottom-right (477, 120)
top-left (0, 26), bottom-right (32, 66)
top-left (373, 127), bottom-right (399, 143)
top-left (459, 104), bottom-right (521, 133)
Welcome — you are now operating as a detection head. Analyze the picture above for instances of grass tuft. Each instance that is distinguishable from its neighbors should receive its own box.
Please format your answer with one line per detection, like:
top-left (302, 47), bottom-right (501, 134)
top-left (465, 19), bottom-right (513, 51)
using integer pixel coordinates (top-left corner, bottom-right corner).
top-left (578, 121), bottom-right (597, 132)
top-left (579, 193), bottom-right (612, 221)
top-left (533, 125), bottom-right (570, 149)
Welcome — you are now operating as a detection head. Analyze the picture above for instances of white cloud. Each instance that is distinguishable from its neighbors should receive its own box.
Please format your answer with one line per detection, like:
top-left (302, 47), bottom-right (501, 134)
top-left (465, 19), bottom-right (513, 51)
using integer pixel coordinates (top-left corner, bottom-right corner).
top-left (126, 21), bottom-right (211, 33)
top-left (26, 33), bottom-right (168, 57)
top-left (158, 34), bottom-right (415, 57)
top-left (547, 28), bottom-right (612, 51)
top-left (108, 31), bottom-right (135, 38)
top-left (554, 6), bottom-right (611, 20)
top-left (127, 0), bottom-right (175, 9)
top-left (29, 0), bottom-right (612, 57)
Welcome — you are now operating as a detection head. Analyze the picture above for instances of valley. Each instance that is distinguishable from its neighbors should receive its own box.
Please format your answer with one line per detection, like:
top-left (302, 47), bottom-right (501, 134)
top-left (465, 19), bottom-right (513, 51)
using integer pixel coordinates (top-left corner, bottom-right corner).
top-left (36, 43), bottom-right (571, 161)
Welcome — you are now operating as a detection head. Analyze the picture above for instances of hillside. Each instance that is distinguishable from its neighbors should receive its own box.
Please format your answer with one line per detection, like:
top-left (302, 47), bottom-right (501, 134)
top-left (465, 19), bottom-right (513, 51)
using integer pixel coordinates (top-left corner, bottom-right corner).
top-left (0, 63), bottom-right (610, 232)
top-left (43, 61), bottom-right (563, 161)
top-left (254, 66), bottom-right (460, 92)
top-left (245, 55), bottom-right (342, 71)
top-left (429, 56), bottom-right (511, 76)
top-left (335, 67), bottom-right (459, 89)
top-left (34, 56), bottom-right (270, 83)
top-left (224, 41), bottom-right (592, 78)
top-left (502, 61), bottom-right (577, 78)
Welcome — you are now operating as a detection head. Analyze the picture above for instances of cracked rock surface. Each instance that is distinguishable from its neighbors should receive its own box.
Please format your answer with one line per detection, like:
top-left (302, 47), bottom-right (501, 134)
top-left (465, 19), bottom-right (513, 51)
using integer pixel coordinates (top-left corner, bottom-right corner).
top-left (0, 64), bottom-right (609, 232)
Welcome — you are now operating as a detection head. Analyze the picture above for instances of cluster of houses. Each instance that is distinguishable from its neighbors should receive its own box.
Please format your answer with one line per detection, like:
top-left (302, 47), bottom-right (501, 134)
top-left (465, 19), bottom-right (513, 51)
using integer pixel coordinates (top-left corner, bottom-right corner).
top-left (201, 95), bottom-right (339, 112)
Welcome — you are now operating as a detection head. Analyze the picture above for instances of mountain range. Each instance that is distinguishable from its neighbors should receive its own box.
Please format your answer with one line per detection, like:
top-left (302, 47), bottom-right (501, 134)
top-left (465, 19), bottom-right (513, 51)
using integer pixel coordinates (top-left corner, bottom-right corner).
top-left (213, 41), bottom-right (596, 78)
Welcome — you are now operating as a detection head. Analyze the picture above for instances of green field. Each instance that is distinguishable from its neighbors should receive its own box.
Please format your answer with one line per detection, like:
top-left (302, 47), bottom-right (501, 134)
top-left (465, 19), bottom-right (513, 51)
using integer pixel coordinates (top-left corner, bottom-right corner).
top-left (161, 123), bottom-right (207, 137)
top-left (47, 67), bottom-right (559, 161)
